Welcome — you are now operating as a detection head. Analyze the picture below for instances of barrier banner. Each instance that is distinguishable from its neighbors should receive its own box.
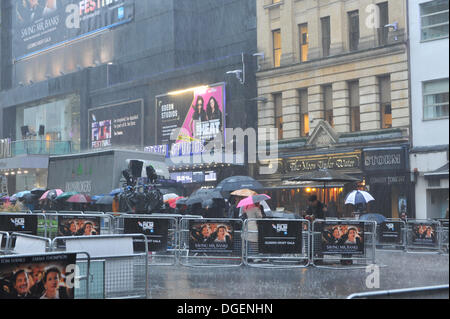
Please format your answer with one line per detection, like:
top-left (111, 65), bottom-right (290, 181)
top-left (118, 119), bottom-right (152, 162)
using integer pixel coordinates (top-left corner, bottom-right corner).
top-left (189, 221), bottom-right (233, 253)
top-left (378, 221), bottom-right (403, 244)
top-left (411, 223), bottom-right (437, 247)
top-left (0, 253), bottom-right (77, 299)
top-left (321, 221), bottom-right (365, 254)
top-left (0, 215), bottom-right (38, 236)
top-left (257, 220), bottom-right (302, 254)
top-left (57, 216), bottom-right (101, 236)
top-left (123, 218), bottom-right (169, 252)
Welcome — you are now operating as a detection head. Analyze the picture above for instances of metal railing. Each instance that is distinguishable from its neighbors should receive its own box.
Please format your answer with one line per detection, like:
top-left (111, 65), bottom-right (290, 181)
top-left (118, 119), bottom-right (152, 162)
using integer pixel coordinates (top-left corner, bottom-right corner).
top-left (9, 139), bottom-right (79, 157)
top-left (347, 284), bottom-right (449, 299)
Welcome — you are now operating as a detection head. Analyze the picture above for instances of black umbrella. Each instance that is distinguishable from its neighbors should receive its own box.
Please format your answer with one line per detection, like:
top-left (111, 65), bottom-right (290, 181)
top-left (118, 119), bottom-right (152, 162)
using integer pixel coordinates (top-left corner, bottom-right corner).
top-left (22, 193), bottom-right (38, 204)
top-left (95, 195), bottom-right (114, 205)
top-left (215, 176), bottom-right (264, 197)
top-left (186, 189), bottom-right (224, 205)
top-left (288, 168), bottom-right (360, 183)
top-left (31, 188), bottom-right (48, 197)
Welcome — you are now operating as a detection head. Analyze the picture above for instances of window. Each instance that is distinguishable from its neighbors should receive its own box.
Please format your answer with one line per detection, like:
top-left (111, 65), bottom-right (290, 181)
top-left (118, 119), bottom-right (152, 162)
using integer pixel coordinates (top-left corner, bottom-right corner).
top-left (274, 93), bottom-right (283, 139)
top-left (377, 2), bottom-right (389, 46)
top-left (273, 29), bottom-right (282, 67)
top-left (299, 24), bottom-right (309, 62)
top-left (379, 75), bottom-right (392, 128)
top-left (349, 81), bottom-right (360, 132)
top-left (423, 79), bottom-right (449, 120)
top-left (299, 89), bottom-right (309, 137)
top-left (323, 85), bottom-right (334, 127)
top-left (321, 17), bottom-right (331, 57)
top-left (348, 10), bottom-right (360, 51)
top-left (420, 0), bottom-right (449, 41)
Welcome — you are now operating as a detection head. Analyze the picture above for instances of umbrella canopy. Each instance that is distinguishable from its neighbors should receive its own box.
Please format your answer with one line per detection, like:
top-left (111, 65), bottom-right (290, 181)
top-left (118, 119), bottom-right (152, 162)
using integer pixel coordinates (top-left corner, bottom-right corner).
top-left (167, 196), bottom-right (184, 209)
top-left (176, 197), bottom-right (188, 205)
top-left (359, 213), bottom-right (387, 224)
top-left (237, 194), bottom-right (271, 208)
top-left (186, 189), bottom-right (224, 205)
top-left (40, 189), bottom-right (64, 201)
top-left (14, 191), bottom-right (31, 199)
top-left (56, 191), bottom-right (80, 201)
top-left (230, 189), bottom-right (258, 197)
top-left (345, 190), bottom-right (375, 205)
top-left (288, 168), bottom-right (360, 183)
top-left (110, 188), bottom-right (123, 196)
top-left (216, 176), bottom-right (264, 193)
top-left (163, 193), bottom-right (180, 202)
top-left (67, 194), bottom-right (92, 203)
top-left (30, 188), bottom-right (48, 197)
top-left (95, 195), bottom-right (114, 205)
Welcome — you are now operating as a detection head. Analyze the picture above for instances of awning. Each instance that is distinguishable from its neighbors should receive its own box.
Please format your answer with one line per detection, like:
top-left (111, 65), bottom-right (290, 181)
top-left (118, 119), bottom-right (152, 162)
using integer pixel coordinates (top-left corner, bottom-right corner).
top-left (424, 162), bottom-right (449, 179)
top-left (261, 180), bottom-right (346, 190)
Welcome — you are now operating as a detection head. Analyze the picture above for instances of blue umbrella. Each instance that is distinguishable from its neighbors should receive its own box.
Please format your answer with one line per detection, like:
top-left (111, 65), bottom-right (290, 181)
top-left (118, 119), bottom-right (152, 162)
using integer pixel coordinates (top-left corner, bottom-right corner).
top-left (13, 191), bottom-right (31, 199)
top-left (110, 188), bottom-right (123, 196)
top-left (91, 195), bottom-right (105, 202)
top-left (359, 213), bottom-right (387, 224)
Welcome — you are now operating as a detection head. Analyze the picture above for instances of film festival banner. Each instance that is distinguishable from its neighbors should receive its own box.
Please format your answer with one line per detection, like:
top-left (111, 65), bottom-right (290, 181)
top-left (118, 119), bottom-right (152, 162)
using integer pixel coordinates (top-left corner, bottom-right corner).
top-left (257, 220), bottom-right (302, 254)
top-left (0, 215), bottom-right (38, 236)
top-left (321, 221), bottom-right (365, 254)
top-left (89, 100), bottom-right (143, 149)
top-left (411, 223), bottom-right (438, 247)
top-left (0, 253), bottom-right (77, 299)
top-left (378, 221), bottom-right (403, 244)
top-left (12, 0), bottom-right (135, 60)
top-left (57, 216), bottom-right (101, 237)
top-left (189, 221), bottom-right (233, 253)
top-left (155, 84), bottom-right (226, 157)
top-left (123, 218), bottom-right (169, 252)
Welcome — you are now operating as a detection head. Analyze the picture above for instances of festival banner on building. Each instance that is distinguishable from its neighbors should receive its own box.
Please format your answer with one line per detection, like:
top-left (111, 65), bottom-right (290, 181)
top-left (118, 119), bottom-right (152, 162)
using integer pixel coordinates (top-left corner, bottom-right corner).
top-left (123, 218), bottom-right (169, 252)
top-left (12, 0), bottom-right (135, 60)
top-left (0, 253), bottom-right (77, 299)
top-left (189, 221), bottom-right (233, 253)
top-left (321, 221), bottom-right (365, 254)
top-left (257, 220), bottom-right (302, 254)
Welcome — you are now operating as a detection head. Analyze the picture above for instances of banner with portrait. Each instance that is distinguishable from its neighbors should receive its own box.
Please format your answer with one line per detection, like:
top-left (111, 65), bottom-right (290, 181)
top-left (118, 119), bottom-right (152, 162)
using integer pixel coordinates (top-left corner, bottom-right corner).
top-left (321, 221), bottom-right (365, 254)
top-left (155, 83), bottom-right (226, 157)
top-left (411, 223), bottom-right (438, 247)
top-left (257, 220), bottom-right (302, 254)
top-left (0, 253), bottom-right (77, 299)
top-left (57, 216), bottom-right (100, 237)
top-left (189, 221), bottom-right (233, 253)
top-left (123, 218), bottom-right (169, 252)
top-left (378, 221), bottom-right (403, 244)
top-left (12, 0), bottom-right (135, 60)
top-left (0, 215), bottom-right (38, 236)
top-left (89, 100), bottom-right (143, 149)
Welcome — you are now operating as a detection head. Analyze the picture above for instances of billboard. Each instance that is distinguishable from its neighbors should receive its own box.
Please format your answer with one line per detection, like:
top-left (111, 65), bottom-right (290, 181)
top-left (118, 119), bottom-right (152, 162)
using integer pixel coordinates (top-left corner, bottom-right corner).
top-left (88, 99), bottom-right (144, 149)
top-left (189, 221), bottom-right (233, 253)
top-left (411, 223), bottom-right (437, 247)
top-left (321, 222), bottom-right (365, 254)
top-left (57, 216), bottom-right (101, 236)
top-left (12, 0), bottom-right (135, 60)
top-left (155, 84), bottom-right (226, 157)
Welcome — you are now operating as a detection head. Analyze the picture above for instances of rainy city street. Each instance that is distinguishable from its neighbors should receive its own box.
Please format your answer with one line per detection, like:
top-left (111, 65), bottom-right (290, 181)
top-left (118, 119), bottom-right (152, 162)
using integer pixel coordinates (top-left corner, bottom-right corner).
top-left (147, 250), bottom-right (449, 299)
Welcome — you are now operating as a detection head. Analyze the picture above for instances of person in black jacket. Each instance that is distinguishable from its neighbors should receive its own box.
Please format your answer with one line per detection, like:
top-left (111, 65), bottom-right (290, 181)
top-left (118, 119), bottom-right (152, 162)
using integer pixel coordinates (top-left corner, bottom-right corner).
top-left (305, 195), bottom-right (325, 220)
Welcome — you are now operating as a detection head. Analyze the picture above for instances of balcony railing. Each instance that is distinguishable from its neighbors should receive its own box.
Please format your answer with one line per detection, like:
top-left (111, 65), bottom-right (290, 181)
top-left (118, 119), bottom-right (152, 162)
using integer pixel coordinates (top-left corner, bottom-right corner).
top-left (7, 140), bottom-right (80, 157)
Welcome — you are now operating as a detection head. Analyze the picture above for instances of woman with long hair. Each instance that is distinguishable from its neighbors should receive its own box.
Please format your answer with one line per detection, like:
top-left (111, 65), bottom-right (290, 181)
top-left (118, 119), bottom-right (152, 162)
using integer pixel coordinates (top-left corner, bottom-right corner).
top-left (190, 96), bottom-right (207, 136)
top-left (206, 96), bottom-right (223, 131)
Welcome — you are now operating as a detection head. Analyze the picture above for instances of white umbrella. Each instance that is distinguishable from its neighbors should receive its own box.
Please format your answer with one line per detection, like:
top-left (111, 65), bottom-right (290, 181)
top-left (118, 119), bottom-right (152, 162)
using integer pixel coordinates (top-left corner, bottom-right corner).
top-left (163, 193), bottom-right (179, 202)
top-left (345, 190), bottom-right (375, 205)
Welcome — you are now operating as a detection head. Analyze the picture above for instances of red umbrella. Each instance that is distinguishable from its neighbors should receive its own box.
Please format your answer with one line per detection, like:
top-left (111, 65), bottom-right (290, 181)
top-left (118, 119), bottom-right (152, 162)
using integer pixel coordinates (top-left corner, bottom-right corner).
top-left (237, 194), bottom-right (271, 208)
top-left (39, 189), bottom-right (63, 200)
top-left (167, 197), bottom-right (185, 209)
top-left (67, 194), bottom-right (92, 203)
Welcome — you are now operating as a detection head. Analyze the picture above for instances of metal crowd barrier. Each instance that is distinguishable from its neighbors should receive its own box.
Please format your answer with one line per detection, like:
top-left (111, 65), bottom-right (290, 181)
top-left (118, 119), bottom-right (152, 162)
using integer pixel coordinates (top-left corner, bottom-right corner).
top-left (8, 233), bottom-right (52, 255)
top-left (311, 219), bottom-right (377, 269)
top-left (113, 214), bottom-right (179, 266)
top-left (0, 231), bottom-right (10, 255)
top-left (347, 284), bottom-right (449, 299)
top-left (438, 219), bottom-right (449, 255)
top-left (406, 219), bottom-right (442, 254)
top-left (50, 234), bottom-right (149, 299)
top-left (0, 251), bottom-right (91, 300)
top-left (375, 218), bottom-right (407, 251)
top-left (179, 217), bottom-right (243, 268)
top-left (242, 218), bottom-right (310, 268)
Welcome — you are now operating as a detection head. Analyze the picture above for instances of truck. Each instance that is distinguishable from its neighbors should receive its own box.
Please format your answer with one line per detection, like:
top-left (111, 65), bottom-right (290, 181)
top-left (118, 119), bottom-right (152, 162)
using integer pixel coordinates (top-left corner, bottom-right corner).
top-left (47, 149), bottom-right (184, 196)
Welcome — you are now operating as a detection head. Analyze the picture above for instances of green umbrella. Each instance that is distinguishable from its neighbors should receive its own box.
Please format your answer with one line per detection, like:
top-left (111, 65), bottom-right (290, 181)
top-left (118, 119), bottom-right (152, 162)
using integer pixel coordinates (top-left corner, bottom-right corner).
top-left (56, 191), bottom-right (79, 201)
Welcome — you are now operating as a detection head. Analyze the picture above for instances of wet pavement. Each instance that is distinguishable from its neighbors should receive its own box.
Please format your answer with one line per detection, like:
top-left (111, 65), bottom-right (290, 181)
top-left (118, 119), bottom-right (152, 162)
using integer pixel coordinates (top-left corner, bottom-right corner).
top-left (148, 250), bottom-right (449, 299)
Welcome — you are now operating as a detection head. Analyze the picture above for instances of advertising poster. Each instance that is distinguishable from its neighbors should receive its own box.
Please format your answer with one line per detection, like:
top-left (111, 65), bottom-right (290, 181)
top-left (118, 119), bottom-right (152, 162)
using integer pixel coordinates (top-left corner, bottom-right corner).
top-left (89, 100), bottom-right (143, 149)
top-left (155, 84), bottom-right (226, 156)
top-left (411, 223), bottom-right (437, 247)
top-left (0, 215), bottom-right (38, 236)
top-left (321, 222), bottom-right (365, 254)
top-left (12, 0), bottom-right (135, 60)
top-left (257, 220), bottom-right (302, 254)
top-left (378, 221), bottom-right (403, 244)
top-left (123, 218), bottom-right (169, 252)
top-left (189, 221), bottom-right (233, 253)
top-left (57, 216), bottom-right (100, 236)
top-left (0, 253), bottom-right (77, 299)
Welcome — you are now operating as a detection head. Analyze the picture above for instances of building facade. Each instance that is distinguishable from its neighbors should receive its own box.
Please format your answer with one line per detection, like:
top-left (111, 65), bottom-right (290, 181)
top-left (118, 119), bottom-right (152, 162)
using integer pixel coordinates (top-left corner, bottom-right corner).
top-left (408, 0), bottom-right (449, 220)
top-left (255, 0), bottom-right (412, 218)
top-left (0, 0), bottom-right (258, 195)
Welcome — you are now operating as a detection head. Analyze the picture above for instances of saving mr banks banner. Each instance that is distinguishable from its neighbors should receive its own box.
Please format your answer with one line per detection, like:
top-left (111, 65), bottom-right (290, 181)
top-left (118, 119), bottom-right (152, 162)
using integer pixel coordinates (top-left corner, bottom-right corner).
top-left (57, 216), bottom-right (101, 236)
top-left (89, 100), bottom-right (143, 149)
top-left (0, 215), bottom-right (38, 235)
top-left (123, 218), bottom-right (169, 252)
top-left (321, 222), bottom-right (365, 254)
top-left (13, 0), bottom-right (135, 59)
top-left (189, 221), bottom-right (233, 253)
top-left (411, 223), bottom-right (437, 247)
top-left (257, 220), bottom-right (302, 254)
top-left (0, 253), bottom-right (77, 299)
top-left (156, 84), bottom-right (225, 154)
